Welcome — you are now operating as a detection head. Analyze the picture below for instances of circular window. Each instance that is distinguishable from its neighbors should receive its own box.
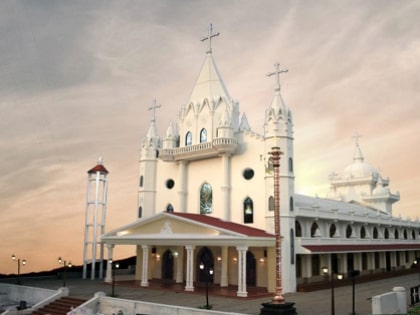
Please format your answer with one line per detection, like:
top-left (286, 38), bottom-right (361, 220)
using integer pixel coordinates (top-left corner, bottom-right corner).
top-left (243, 168), bottom-right (254, 180)
top-left (166, 179), bottom-right (175, 189)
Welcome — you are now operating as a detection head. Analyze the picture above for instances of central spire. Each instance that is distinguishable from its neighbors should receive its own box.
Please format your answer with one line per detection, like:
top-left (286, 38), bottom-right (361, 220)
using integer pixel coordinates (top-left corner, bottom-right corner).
top-left (188, 24), bottom-right (230, 104)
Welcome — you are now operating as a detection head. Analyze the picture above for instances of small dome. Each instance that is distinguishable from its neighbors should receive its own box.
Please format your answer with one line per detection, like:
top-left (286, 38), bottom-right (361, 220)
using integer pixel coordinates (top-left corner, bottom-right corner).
top-left (342, 141), bottom-right (377, 179)
top-left (343, 160), bottom-right (377, 179)
top-left (372, 177), bottom-right (387, 196)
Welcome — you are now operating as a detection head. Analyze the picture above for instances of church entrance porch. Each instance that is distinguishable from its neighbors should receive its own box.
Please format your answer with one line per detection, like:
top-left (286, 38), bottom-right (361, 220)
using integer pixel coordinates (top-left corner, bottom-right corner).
top-left (108, 278), bottom-right (272, 299)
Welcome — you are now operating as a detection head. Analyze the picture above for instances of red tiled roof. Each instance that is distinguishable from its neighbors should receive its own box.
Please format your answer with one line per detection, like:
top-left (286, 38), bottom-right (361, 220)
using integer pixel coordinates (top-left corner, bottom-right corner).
top-left (303, 244), bottom-right (420, 253)
top-left (168, 212), bottom-right (274, 238)
top-left (87, 164), bottom-right (109, 174)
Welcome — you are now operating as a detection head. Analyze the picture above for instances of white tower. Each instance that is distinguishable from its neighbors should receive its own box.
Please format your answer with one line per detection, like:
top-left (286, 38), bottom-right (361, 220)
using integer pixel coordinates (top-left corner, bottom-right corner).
top-left (264, 63), bottom-right (296, 293)
top-left (83, 157), bottom-right (109, 279)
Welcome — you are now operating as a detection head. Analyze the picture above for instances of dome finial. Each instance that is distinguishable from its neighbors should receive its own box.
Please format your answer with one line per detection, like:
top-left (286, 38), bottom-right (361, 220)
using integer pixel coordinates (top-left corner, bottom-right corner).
top-left (352, 131), bottom-right (364, 162)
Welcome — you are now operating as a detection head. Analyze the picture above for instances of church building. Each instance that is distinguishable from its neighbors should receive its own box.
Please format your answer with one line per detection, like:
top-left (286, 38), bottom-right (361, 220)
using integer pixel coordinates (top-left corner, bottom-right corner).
top-left (101, 26), bottom-right (420, 296)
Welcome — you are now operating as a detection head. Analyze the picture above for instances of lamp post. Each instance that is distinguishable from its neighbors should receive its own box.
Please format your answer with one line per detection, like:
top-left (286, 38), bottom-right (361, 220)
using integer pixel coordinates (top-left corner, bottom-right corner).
top-left (109, 259), bottom-right (119, 297)
top-left (349, 270), bottom-right (360, 315)
top-left (199, 262), bottom-right (213, 309)
top-left (57, 257), bottom-right (72, 287)
top-left (11, 255), bottom-right (26, 285)
top-left (322, 266), bottom-right (343, 315)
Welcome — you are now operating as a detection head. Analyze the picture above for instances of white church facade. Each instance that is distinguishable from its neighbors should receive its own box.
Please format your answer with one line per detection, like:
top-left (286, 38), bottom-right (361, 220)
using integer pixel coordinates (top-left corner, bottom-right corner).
top-left (101, 26), bottom-right (420, 296)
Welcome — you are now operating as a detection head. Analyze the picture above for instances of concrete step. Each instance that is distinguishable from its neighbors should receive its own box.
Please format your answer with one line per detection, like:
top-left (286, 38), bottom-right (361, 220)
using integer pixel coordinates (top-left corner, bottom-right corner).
top-left (32, 297), bottom-right (86, 315)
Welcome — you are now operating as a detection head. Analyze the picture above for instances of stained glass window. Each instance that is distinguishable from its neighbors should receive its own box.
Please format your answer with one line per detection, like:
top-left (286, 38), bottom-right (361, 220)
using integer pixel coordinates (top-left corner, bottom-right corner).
top-left (200, 183), bottom-right (212, 214)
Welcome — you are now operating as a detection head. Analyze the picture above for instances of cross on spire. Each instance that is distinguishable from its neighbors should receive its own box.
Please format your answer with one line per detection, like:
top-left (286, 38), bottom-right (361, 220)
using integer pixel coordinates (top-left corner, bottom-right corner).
top-left (267, 63), bottom-right (288, 92)
top-left (148, 99), bottom-right (161, 123)
top-left (352, 131), bottom-right (363, 146)
top-left (201, 23), bottom-right (220, 54)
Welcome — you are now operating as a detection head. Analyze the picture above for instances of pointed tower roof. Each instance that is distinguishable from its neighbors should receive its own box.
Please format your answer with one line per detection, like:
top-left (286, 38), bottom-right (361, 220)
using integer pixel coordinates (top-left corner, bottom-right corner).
top-left (146, 99), bottom-right (161, 140)
top-left (188, 24), bottom-right (230, 104)
top-left (88, 156), bottom-right (108, 174)
top-left (266, 63), bottom-right (288, 118)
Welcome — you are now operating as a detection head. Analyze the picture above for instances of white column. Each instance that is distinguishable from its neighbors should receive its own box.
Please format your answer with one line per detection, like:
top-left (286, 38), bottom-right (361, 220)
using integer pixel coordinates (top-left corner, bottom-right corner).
top-left (105, 244), bottom-right (114, 283)
top-left (221, 154), bottom-right (232, 221)
top-left (141, 245), bottom-right (149, 287)
top-left (176, 246), bottom-right (184, 283)
top-left (178, 161), bottom-right (188, 212)
top-left (185, 245), bottom-right (195, 291)
top-left (220, 246), bottom-right (228, 287)
top-left (236, 246), bottom-right (248, 297)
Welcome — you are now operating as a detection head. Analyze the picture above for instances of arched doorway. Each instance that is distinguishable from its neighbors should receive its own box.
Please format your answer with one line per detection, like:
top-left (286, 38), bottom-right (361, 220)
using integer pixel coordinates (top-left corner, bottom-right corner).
top-left (246, 251), bottom-right (256, 286)
top-left (197, 247), bottom-right (214, 282)
top-left (162, 249), bottom-right (174, 280)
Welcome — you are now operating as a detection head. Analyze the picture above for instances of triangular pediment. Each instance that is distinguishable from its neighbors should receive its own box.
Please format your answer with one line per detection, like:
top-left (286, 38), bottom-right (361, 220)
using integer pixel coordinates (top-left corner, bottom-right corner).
top-left (102, 212), bottom-right (274, 247)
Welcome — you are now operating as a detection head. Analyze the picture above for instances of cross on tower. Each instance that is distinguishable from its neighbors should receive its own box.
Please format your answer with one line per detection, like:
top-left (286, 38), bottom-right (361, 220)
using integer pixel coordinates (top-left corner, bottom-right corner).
top-left (201, 23), bottom-right (220, 54)
top-left (267, 63), bottom-right (288, 91)
top-left (352, 131), bottom-right (363, 146)
top-left (148, 99), bottom-right (161, 122)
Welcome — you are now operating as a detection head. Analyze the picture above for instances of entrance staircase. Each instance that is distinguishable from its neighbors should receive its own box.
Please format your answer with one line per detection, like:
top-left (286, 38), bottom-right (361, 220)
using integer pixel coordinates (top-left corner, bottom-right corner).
top-left (32, 297), bottom-right (87, 315)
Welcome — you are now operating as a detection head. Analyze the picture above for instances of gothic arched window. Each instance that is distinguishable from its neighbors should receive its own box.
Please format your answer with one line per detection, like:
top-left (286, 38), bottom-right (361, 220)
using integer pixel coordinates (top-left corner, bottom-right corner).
top-left (295, 221), bottom-right (302, 237)
top-left (200, 128), bottom-right (207, 143)
top-left (139, 175), bottom-right (143, 187)
top-left (200, 183), bottom-right (212, 214)
top-left (166, 204), bottom-right (174, 213)
top-left (288, 157), bottom-right (293, 172)
top-left (373, 227), bottom-right (378, 239)
top-left (330, 224), bottom-right (337, 238)
top-left (268, 196), bottom-right (274, 211)
top-left (186, 131), bottom-right (192, 146)
top-left (289, 196), bottom-right (294, 211)
top-left (346, 225), bottom-right (352, 238)
top-left (243, 197), bottom-right (253, 223)
top-left (361, 226), bottom-right (366, 239)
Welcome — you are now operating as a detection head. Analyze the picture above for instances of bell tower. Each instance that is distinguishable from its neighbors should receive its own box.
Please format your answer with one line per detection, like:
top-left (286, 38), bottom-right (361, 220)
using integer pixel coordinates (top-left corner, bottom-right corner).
top-left (263, 63), bottom-right (296, 293)
top-left (83, 157), bottom-right (109, 279)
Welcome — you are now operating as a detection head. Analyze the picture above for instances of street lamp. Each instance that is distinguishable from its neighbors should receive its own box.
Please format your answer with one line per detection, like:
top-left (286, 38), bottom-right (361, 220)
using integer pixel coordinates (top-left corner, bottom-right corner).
top-left (11, 255), bottom-right (26, 285)
top-left (322, 266), bottom-right (343, 315)
top-left (57, 257), bottom-right (72, 287)
top-left (349, 270), bottom-right (360, 315)
top-left (199, 262), bottom-right (214, 309)
top-left (109, 259), bottom-right (119, 297)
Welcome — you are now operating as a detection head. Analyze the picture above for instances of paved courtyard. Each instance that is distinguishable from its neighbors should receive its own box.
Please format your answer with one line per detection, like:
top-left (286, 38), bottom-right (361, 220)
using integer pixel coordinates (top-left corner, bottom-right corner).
top-left (3, 273), bottom-right (419, 315)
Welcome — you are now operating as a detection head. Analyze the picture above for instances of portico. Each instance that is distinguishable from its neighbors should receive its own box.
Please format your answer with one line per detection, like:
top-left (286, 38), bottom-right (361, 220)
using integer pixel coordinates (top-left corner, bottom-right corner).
top-left (102, 212), bottom-right (275, 297)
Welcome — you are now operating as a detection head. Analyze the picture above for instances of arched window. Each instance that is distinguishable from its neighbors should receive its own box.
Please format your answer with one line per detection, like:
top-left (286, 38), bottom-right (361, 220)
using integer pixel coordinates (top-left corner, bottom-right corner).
top-left (200, 183), bottom-right (212, 214)
top-left (360, 226), bottom-right (366, 239)
top-left (295, 221), bottom-right (302, 237)
top-left (384, 228), bottom-right (389, 239)
top-left (243, 197), bottom-right (253, 223)
top-left (330, 224), bottom-right (336, 238)
top-left (290, 229), bottom-right (295, 264)
top-left (268, 196), bottom-right (274, 211)
top-left (289, 196), bottom-right (294, 211)
top-left (138, 206), bottom-right (142, 218)
top-left (200, 128), bottom-right (207, 143)
top-left (186, 131), bottom-right (192, 146)
top-left (404, 229), bottom-right (408, 240)
top-left (166, 204), bottom-right (174, 213)
top-left (373, 227), bottom-right (378, 239)
top-left (394, 229), bottom-right (399, 239)
top-left (288, 157), bottom-right (293, 172)
top-left (412, 230), bottom-right (416, 240)
top-left (139, 175), bottom-right (143, 187)
top-left (346, 225), bottom-right (352, 238)
top-left (311, 222), bottom-right (320, 237)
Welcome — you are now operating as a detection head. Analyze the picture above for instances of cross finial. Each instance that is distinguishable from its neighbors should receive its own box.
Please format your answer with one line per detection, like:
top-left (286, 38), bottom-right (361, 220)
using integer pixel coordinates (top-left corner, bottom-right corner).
top-left (148, 99), bottom-right (161, 123)
top-left (352, 131), bottom-right (363, 146)
top-left (267, 63), bottom-right (288, 92)
top-left (201, 23), bottom-right (220, 54)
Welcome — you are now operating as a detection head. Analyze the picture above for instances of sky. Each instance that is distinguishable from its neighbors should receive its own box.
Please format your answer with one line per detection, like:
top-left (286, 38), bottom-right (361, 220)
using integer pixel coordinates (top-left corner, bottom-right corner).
top-left (1, 0), bottom-right (419, 275)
